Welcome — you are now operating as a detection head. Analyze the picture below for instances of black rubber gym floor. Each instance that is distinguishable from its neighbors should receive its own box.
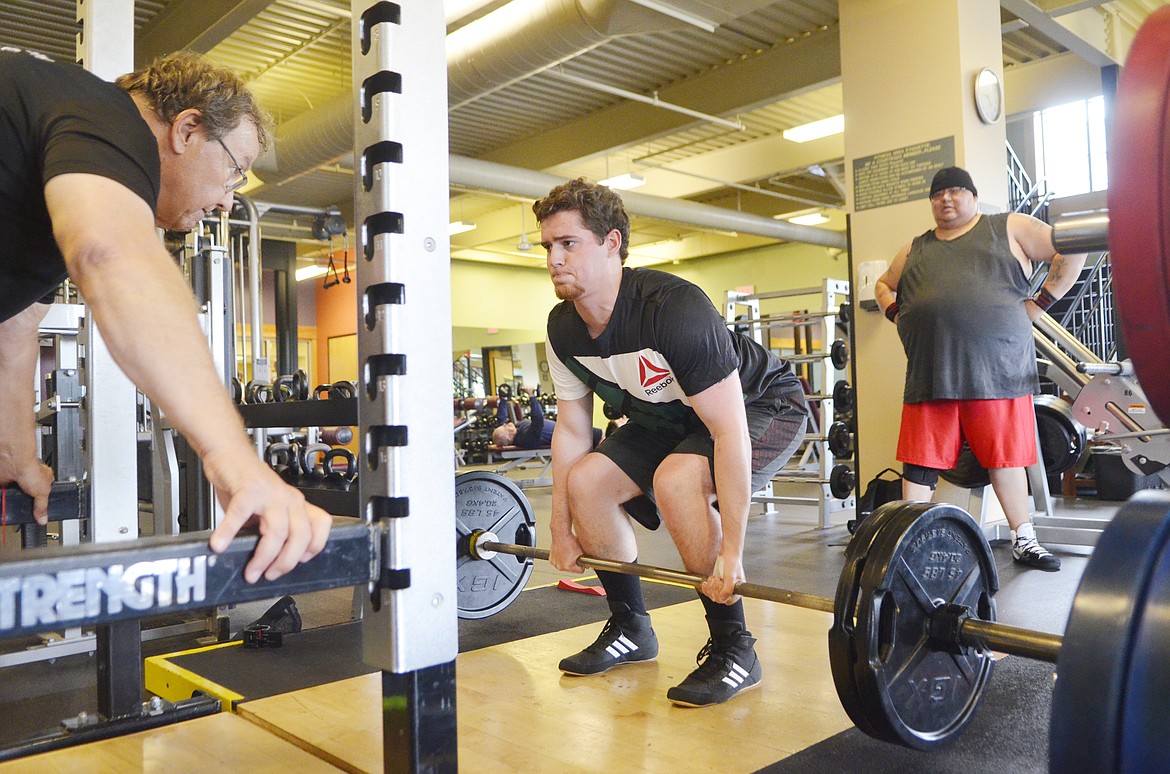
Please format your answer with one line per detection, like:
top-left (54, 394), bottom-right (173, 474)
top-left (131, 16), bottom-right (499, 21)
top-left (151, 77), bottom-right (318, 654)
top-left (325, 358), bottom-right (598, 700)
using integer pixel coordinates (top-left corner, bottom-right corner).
top-left (761, 656), bottom-right (1053, 774)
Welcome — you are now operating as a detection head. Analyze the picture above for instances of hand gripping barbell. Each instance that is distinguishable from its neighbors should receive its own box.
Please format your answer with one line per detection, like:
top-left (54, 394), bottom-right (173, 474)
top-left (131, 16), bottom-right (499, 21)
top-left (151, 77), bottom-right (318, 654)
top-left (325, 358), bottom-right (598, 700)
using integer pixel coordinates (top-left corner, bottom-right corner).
top-left (454, 470), bottom-right (1170, 770)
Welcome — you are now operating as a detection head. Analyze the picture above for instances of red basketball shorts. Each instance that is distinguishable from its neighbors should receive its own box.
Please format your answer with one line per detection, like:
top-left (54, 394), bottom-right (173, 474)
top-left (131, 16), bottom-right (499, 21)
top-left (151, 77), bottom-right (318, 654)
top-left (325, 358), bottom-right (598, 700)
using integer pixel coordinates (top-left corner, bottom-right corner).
top-left (896, 396), bottom-right (1037, 470)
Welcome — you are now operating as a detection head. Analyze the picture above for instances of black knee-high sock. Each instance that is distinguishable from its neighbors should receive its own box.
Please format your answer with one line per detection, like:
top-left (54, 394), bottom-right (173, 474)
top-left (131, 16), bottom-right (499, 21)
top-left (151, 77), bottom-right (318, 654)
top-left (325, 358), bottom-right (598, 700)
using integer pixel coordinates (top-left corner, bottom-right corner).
top-left (700, 594), bottom-right (746, 633)
top-left (596, 567), bottom-right (647, 617)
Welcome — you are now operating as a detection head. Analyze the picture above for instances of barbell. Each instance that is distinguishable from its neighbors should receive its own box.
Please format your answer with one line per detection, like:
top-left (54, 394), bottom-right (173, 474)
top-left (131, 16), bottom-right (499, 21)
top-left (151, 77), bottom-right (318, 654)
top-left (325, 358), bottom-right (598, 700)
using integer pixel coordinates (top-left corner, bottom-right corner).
top-left (454, 469), bottom-right (1170, 769)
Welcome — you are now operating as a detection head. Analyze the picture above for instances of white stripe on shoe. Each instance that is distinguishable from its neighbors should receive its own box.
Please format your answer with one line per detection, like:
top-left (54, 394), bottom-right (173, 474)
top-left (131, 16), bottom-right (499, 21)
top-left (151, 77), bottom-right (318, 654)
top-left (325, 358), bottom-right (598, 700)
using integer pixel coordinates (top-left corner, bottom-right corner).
top-left (721, 662), bottom-right (749, 688)
top-left (605, 634), bottom-right (637, 659)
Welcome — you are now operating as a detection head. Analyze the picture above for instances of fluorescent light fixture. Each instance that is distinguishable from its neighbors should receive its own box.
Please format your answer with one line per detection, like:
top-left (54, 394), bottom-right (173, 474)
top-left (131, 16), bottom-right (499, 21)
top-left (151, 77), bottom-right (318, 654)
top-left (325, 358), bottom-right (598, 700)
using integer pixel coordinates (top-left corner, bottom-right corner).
top-left (449, 220), bottom-right (477, 235)
top-left (788, 212), bottom-right (830, 226)
top-left (295, 264), bottom-right (328, 282)
top-left (599, 172), bottom-right (645, 190)
top-left (445, 0), bottom-right (497, 25)
top-left (782, 114), bottom-right (844, 143)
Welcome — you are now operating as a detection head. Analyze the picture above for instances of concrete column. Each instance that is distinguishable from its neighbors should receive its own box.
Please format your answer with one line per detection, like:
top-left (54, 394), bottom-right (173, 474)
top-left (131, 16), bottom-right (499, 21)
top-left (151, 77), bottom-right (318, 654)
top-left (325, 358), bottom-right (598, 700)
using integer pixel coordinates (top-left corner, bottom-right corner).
top-left (841, 0), bottom-right (1007, 484)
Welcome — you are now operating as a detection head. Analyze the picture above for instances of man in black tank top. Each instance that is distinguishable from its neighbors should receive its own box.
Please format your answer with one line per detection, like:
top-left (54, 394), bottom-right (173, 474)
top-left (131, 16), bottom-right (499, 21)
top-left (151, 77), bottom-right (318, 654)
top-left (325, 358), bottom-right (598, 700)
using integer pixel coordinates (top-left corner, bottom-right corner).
top-left (537, 178), bottom-right (808, 707)
top-left (0, 50), bottom-right (330, 583)
top-left (874, 167), bottom-right (1087, 572)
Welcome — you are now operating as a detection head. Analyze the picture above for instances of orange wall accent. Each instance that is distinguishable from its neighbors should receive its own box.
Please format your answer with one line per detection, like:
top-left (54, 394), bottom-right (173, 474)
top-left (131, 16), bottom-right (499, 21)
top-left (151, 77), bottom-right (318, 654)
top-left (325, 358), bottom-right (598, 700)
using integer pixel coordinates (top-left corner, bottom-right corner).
top-left (313, 248), bottom-right (358, 384)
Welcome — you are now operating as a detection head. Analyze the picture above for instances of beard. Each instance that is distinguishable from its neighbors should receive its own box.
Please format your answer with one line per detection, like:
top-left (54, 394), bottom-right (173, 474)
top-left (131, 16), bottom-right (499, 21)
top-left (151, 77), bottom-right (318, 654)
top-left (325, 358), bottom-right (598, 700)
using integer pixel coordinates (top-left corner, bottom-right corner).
top-left (552, 278), bottom-right (584, 301)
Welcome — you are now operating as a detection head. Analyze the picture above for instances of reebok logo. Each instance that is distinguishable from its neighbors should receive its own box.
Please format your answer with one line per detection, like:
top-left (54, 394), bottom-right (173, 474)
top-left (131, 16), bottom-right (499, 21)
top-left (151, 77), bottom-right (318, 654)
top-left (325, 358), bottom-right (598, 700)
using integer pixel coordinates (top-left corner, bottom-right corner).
top-left (638, 356), bottom-right (672, 389)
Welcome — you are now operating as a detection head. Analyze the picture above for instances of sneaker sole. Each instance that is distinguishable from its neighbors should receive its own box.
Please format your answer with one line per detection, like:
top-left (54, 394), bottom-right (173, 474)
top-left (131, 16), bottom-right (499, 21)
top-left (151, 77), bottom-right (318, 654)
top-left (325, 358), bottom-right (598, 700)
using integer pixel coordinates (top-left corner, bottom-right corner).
top-left (667, 678), bottom-right (762, 708)
top-left (559, 655), bottom-right (657, 677)
top-left (1014, 559), bottom-right (1061, 572)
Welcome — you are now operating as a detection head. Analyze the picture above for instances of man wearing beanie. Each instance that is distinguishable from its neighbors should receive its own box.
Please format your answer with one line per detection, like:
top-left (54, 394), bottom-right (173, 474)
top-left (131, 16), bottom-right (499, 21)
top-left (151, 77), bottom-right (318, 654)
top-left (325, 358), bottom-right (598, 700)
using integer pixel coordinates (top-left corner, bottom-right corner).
top-left (873, 166), bottom-right (1087, 570)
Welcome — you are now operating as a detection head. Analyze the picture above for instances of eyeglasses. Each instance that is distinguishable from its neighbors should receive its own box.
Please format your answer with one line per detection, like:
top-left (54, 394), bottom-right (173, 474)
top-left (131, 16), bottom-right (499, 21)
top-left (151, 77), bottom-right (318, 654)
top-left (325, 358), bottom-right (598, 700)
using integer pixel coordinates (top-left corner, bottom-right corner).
top-left (217, 138), bottom-right (249, 193)
top-left (930, 186), bottom-right (968, 202)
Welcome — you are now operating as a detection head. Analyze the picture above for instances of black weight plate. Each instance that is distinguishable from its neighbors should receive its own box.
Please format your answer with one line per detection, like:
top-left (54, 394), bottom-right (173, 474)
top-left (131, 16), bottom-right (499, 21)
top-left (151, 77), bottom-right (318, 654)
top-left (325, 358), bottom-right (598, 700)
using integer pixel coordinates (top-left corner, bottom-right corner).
top-left (1050, 491), bottom-right (1170, 773)
top-left (830, 339), bottom-right (849, 370)
top-left (829, 500), bottom-right (914, 739)
top-left (827, 422), bottom-right (853, 460)
top-left (455, 471), bottom-right (536, 620)
top-left (829, 464), bottom-right (856, 499)
top-left (939, 441), bottom-right (990, 489)
top-left (1120, 499), bottom-right (1170, 774)
top-left (1034, 395), bottom-right (1086, 476)
top-left (832, 380), bottom-right (855, 413)
top-left (853, 503), bottom-right (998, 749)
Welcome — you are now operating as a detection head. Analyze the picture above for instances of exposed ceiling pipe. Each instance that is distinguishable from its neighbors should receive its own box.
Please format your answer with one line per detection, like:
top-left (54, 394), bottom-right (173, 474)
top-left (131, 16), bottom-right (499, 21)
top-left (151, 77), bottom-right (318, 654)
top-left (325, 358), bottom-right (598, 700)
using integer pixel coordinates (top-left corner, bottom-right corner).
top-left (254, 91), bottom-right (352, 181)
top-left (446, 0), bottom-right (692, 109)
top-left (258, 0), bottom-right (804, 245)
top-left (262, 0), bottom-right (696, 185)
top-left (449, 155), bottom-right (847, 249)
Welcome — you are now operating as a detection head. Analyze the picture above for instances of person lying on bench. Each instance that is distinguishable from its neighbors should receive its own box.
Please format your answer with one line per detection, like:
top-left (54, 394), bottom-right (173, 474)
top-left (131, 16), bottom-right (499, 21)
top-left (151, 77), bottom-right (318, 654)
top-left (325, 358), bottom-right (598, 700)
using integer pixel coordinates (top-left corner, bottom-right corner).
top-left (492, 388), bottom-right (601, 448)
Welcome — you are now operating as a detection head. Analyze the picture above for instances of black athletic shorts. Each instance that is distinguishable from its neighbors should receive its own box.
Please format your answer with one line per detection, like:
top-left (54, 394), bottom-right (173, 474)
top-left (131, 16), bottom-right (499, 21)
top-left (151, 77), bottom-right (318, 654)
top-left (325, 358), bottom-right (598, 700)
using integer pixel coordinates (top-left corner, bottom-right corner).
top-left (595, 393), bottom-right (807, 529)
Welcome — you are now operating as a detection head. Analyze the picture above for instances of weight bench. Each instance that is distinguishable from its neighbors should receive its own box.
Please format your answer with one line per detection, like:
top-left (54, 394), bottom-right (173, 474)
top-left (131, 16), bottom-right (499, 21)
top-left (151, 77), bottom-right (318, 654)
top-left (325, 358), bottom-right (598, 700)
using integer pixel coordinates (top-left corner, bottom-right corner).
top-left (486, 444), bottom-right (552, 488)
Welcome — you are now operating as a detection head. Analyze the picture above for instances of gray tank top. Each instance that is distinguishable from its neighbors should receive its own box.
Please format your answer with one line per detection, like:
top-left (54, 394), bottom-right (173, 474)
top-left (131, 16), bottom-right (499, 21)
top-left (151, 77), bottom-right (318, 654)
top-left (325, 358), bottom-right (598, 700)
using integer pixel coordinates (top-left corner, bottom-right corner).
top-left (897, 213), bottom-right (1037, 402)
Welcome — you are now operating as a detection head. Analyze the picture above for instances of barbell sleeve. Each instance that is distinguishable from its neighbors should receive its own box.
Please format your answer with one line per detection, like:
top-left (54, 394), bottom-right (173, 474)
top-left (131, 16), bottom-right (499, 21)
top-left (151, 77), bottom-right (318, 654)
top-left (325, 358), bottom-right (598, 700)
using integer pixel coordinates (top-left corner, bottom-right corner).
top-left (1051, 211), bottom-right (1110, 254)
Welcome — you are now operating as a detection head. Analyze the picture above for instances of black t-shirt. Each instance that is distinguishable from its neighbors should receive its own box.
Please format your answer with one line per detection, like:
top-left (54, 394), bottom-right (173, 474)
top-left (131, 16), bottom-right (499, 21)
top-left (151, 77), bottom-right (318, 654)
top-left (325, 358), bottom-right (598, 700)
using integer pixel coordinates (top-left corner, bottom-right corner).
top-left (547, 267), bottom-right (802, 438)
top-left (0, 47), bottom-right (159, 323)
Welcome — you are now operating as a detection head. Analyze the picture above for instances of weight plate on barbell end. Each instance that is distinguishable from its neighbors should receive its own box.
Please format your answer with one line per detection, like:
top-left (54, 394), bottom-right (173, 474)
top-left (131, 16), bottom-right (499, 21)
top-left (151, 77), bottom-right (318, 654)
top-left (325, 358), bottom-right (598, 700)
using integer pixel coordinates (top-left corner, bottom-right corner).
top-left (830, 339), bottom-right (849, 370)
top-left (939, 442), bottom-right (991, 490)
top-left (1034, 395), bottom-right (1087, 477)
top-left (1118, 496), bottom-right (1170, 774)
top-left (829, 464), bottom-right (856, 499)
top-left (852, 503), bottom-right (998, 749)
top-left (1109, 5), bottom-right (1170, 424)
top-left (829, 500), bottom-right (917, 739)
top-left (1049, 490), bottom-right (1170, 773)
top-left (455, 471), bottom-right (536, 620)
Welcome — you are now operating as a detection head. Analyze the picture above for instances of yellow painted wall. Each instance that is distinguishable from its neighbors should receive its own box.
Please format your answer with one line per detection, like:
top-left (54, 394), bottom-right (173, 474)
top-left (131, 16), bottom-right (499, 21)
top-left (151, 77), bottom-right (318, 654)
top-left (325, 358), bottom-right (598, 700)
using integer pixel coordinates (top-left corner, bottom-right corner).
top-left (667, 241), bottom-right (849, 313)
top-left (450, 242), bottom-right (848, 358)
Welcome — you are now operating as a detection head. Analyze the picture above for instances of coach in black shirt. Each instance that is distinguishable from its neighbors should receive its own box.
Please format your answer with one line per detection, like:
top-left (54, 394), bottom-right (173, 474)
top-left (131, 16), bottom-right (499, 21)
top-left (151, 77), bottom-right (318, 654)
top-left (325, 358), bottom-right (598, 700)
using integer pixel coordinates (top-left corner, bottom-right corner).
top-left (0, 48), bottom-right (329, 583)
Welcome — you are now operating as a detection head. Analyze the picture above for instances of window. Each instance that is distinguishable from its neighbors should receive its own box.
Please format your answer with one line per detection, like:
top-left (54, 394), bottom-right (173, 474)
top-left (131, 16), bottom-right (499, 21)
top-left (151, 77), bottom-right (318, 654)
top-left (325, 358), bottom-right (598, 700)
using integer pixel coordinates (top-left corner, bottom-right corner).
top-left (1033, 95), bottom-right (1108, 197)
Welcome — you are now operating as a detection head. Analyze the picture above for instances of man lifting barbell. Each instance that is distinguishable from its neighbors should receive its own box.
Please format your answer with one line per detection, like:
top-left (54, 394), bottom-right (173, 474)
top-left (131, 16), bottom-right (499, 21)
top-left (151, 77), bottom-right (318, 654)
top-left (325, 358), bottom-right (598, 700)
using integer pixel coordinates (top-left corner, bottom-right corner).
top-left (535, 178), bottom-right (810, 707)
top-left (0, 48), bottom-right (331, 582)
top-left (875, 166), bottom-right (1088, 572)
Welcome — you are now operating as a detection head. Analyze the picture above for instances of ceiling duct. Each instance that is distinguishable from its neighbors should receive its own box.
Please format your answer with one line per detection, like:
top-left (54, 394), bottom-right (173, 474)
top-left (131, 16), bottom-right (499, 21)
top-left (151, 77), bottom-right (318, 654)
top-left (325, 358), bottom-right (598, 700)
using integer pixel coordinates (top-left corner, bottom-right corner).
top-left (262, 0), bottom-right (692, 186)
top-left (256, 91), bottom-right (353, 183)
top-left (259, 0), bottom-right (818, 251)
top-left (447, 0), bottom-right (694, 108)
top-left (449, 155), bottom-right (846, 249)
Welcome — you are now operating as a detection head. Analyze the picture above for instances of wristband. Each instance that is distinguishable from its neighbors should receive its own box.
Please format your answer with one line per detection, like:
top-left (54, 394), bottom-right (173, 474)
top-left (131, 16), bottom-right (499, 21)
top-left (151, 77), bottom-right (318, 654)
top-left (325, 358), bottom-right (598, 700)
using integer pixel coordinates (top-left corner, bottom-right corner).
top-left (1033, 287), bottom-right (1056, 311)
top-left (884, 301), bottom-right (899, 322)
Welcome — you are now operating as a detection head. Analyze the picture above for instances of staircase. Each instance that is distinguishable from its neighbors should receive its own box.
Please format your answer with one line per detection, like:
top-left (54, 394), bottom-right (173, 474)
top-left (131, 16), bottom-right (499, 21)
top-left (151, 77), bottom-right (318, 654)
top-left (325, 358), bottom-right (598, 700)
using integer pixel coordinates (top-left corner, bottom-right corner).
top-left (1029, 252), bottom-right (1116, 365)
top-left (1007, 140), bottom-right (1053, 219)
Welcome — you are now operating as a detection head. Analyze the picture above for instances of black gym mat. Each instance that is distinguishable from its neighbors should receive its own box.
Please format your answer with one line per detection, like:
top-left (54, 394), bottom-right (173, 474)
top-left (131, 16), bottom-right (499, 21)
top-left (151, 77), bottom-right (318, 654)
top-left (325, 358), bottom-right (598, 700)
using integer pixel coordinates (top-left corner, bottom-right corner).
top-left (756, 656), bottom-right (1053, 774)
top-left (164, 579), bottom-right (695, 703)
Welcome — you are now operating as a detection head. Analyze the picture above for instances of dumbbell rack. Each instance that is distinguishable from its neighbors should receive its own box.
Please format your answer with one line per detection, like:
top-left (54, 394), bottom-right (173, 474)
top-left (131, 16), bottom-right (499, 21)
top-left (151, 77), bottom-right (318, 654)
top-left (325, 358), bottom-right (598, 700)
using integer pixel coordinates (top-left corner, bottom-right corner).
top-left (725, 278), bottom-right (855, 528)
top-left (238, 397), bottom-right (359, 517)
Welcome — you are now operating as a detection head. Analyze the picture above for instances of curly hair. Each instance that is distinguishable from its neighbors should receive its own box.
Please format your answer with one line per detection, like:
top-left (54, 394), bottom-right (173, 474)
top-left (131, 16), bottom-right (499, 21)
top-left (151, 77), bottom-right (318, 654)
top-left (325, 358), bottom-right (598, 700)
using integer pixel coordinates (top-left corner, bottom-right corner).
top-left (116, 51), bottom-right (272, 152)
top-left (533, 178), bottom-right (630, 263)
